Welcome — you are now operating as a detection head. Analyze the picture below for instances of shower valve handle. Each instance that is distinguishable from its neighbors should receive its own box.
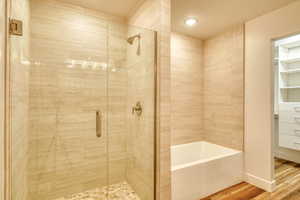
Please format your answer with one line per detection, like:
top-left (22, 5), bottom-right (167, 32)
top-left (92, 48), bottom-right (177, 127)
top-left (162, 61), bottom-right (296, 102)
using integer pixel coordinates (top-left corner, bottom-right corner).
top-left (132, 102), bottom-right (142, 116)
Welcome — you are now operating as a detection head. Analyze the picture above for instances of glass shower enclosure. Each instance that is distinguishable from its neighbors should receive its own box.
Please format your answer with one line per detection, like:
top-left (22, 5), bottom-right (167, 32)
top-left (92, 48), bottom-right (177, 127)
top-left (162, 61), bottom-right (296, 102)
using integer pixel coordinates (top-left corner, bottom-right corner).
top-left (7, 0), bottom-right (157, 200)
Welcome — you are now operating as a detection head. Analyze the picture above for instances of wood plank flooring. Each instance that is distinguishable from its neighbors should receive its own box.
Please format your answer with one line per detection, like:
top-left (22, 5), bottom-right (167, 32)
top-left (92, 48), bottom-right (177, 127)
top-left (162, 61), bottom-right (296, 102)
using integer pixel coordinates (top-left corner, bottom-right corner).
top-left (201, 159), bottom-right (300, 200)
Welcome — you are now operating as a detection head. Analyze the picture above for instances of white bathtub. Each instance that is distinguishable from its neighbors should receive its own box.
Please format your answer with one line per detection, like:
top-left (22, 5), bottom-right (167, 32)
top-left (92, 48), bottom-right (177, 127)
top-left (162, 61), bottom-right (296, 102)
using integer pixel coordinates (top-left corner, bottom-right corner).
top-left (171, 141), bottom-right (243, 200)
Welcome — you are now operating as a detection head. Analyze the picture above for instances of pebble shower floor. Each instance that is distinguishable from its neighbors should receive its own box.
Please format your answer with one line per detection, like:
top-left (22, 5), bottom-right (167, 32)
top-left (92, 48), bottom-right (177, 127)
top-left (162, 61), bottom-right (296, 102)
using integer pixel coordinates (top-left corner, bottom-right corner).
top-left (54, 182), bottom-right (141, 200)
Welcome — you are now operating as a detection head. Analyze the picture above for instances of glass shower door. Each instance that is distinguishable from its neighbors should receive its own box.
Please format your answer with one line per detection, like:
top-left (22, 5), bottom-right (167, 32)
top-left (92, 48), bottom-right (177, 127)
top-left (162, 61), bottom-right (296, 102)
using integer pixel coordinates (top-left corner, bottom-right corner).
top-left (10, 0), bottom-right (110, 199)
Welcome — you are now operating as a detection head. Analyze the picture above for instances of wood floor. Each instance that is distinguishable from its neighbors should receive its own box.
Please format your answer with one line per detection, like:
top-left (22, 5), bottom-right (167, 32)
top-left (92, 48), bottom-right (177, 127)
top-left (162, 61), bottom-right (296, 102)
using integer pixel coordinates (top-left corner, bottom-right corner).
top-left (201, 159), bottom-right (300, 200)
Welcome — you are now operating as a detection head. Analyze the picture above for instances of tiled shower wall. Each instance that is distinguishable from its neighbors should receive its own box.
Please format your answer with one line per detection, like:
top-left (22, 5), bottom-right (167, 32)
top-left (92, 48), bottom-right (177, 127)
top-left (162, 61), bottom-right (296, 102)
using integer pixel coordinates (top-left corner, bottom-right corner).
top-left (10, 0), bottom-right (31, 199)
top-left (203, 25), bottom-right (244, 151)
top-left (28, 0), bottom-right (128, 199)
top-left (128, 0), bottom-right (172, 199)
top-left (125, 27), bottom-right (156, 200)
top-left (170, 26), bottom-right (244, 151)
top-left (107, 20), bottom-right (128, 187)
top-left (170, 33), bottom-right (203, 145)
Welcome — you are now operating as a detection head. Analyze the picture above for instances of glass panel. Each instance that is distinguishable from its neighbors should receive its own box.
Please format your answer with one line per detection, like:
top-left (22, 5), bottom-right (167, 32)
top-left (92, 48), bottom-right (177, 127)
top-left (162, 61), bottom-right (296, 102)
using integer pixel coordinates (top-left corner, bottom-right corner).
top-left (10, 0), bottom-right (109, 199)
top-left (10, 0), bottom-right (31, 199)
top-left (0, 0), bottom-right (4, 197)
top-left (107, 24), bottom-right (156, 200)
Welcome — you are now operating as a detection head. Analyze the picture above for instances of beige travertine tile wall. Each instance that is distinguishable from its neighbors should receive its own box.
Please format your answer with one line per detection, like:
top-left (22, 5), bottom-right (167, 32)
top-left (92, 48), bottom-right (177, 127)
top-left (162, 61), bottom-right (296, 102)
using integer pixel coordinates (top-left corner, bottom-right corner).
top-left (203, 25), bottom-right (244, 151)
top-left (10, 0), bottom-right (31, 199)
top-left (128, 0), bottom-right (171, 199)
top-left (0, 0), bottom-right (5, 199)
top-left (171, 33), bottom-right (203, 145)
top-left (28, 0), bottom-right (128, 199)
top-left (107, 22), bottom-right (129, 187)
top-left (125, 27), bottom-right (156, 200)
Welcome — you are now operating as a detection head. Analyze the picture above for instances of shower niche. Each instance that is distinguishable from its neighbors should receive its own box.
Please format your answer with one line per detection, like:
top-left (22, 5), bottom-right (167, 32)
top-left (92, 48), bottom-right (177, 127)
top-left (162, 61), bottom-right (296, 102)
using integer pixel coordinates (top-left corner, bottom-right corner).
top-left (275, 34), bottom-right (300, 151)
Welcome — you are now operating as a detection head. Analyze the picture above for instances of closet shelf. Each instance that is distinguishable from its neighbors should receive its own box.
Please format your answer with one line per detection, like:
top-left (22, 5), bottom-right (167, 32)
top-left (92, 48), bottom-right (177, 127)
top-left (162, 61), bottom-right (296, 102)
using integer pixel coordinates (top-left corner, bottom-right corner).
top-left (280, 40), bottom-right (300, 49)
top-left (280, 57), bottom-right (300, 64)
top-left (280, 69), bottom-right (300, 74)
top-left (280, 86), bottom-right (300, 89)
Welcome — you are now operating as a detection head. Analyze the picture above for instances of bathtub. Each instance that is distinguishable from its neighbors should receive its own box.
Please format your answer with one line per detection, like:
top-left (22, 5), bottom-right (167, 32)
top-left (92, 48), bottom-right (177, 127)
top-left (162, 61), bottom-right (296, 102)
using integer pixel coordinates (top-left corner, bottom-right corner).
top-left (171, 141), bottom-right (243, 200)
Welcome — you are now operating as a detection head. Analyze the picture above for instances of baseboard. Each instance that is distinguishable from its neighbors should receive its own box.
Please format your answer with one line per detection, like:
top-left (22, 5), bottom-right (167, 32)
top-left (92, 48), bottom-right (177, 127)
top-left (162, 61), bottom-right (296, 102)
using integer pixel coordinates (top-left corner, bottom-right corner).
top-left (245, 173), bottom-right (276, 192)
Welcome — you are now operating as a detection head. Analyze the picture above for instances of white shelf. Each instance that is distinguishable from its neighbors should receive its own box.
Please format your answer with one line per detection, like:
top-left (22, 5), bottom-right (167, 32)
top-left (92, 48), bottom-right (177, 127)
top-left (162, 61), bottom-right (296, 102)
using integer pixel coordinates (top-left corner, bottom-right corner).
top-left (279, 102), bottom-right (300, 104)
top-left (280, 69), bottom-right (300, 74)
top-left (280, 40), bottom-right (300, 49)
top-left (280, 57), bottom-right (300, 64)
top-left (280, 86), bottom-right (300, 89)
top-left (277, 37), bottom-right (300, 103)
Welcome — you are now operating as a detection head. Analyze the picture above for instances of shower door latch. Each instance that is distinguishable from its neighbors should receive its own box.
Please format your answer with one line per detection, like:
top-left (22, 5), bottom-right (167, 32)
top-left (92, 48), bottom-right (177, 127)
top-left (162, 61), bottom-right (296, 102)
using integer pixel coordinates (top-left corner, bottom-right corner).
top-left (9, 19), bottom-right (23, 36)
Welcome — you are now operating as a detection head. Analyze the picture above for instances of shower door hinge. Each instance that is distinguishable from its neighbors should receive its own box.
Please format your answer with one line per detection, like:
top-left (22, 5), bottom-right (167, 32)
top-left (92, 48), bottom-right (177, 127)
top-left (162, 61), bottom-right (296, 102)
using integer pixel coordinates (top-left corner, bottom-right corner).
top-left (9, 19), bottom-right (23, 36)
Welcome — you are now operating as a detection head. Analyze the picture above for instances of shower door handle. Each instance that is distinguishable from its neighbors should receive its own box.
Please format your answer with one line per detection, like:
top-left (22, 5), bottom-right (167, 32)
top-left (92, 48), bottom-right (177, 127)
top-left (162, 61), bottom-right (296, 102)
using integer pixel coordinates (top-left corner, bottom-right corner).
top-left (96, 110), bottom-right (102, 138)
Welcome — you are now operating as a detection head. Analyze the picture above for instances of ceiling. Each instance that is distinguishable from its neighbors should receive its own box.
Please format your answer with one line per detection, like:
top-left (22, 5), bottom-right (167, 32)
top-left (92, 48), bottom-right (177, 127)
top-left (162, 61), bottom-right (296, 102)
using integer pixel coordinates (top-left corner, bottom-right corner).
top-left (172, 0), bottom-right (298, 39)
top-left (58, 0), bottom-right (297, 39)
top-left (58, 0), bottom-right (145, 17)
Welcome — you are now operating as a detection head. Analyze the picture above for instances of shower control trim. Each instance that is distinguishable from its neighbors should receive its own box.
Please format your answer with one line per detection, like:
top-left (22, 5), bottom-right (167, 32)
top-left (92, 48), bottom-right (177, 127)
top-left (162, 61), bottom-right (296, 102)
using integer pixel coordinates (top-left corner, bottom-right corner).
top-left (132, 102), bottom-right (142, 117)
top-left (96, 110), bottom-right (102, 138)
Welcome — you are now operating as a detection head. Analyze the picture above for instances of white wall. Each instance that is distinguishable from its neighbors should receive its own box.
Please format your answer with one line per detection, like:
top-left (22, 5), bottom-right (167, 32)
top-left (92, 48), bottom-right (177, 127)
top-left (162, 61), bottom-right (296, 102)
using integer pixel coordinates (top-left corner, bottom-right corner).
top-left (245, 0), bottom-right (300, 192)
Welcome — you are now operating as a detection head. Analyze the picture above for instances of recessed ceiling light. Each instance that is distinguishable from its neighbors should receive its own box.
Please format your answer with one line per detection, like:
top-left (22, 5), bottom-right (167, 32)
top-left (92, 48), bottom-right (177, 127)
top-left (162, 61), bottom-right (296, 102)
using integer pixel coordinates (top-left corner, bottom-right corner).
top-left (185, 18), bottom-right (198, 26)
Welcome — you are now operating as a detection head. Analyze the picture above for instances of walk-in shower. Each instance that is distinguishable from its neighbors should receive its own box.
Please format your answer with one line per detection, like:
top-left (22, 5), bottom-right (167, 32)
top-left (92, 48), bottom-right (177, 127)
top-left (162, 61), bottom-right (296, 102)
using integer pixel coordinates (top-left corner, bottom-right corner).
top-left (6, 0), bottom-right (157, 200)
